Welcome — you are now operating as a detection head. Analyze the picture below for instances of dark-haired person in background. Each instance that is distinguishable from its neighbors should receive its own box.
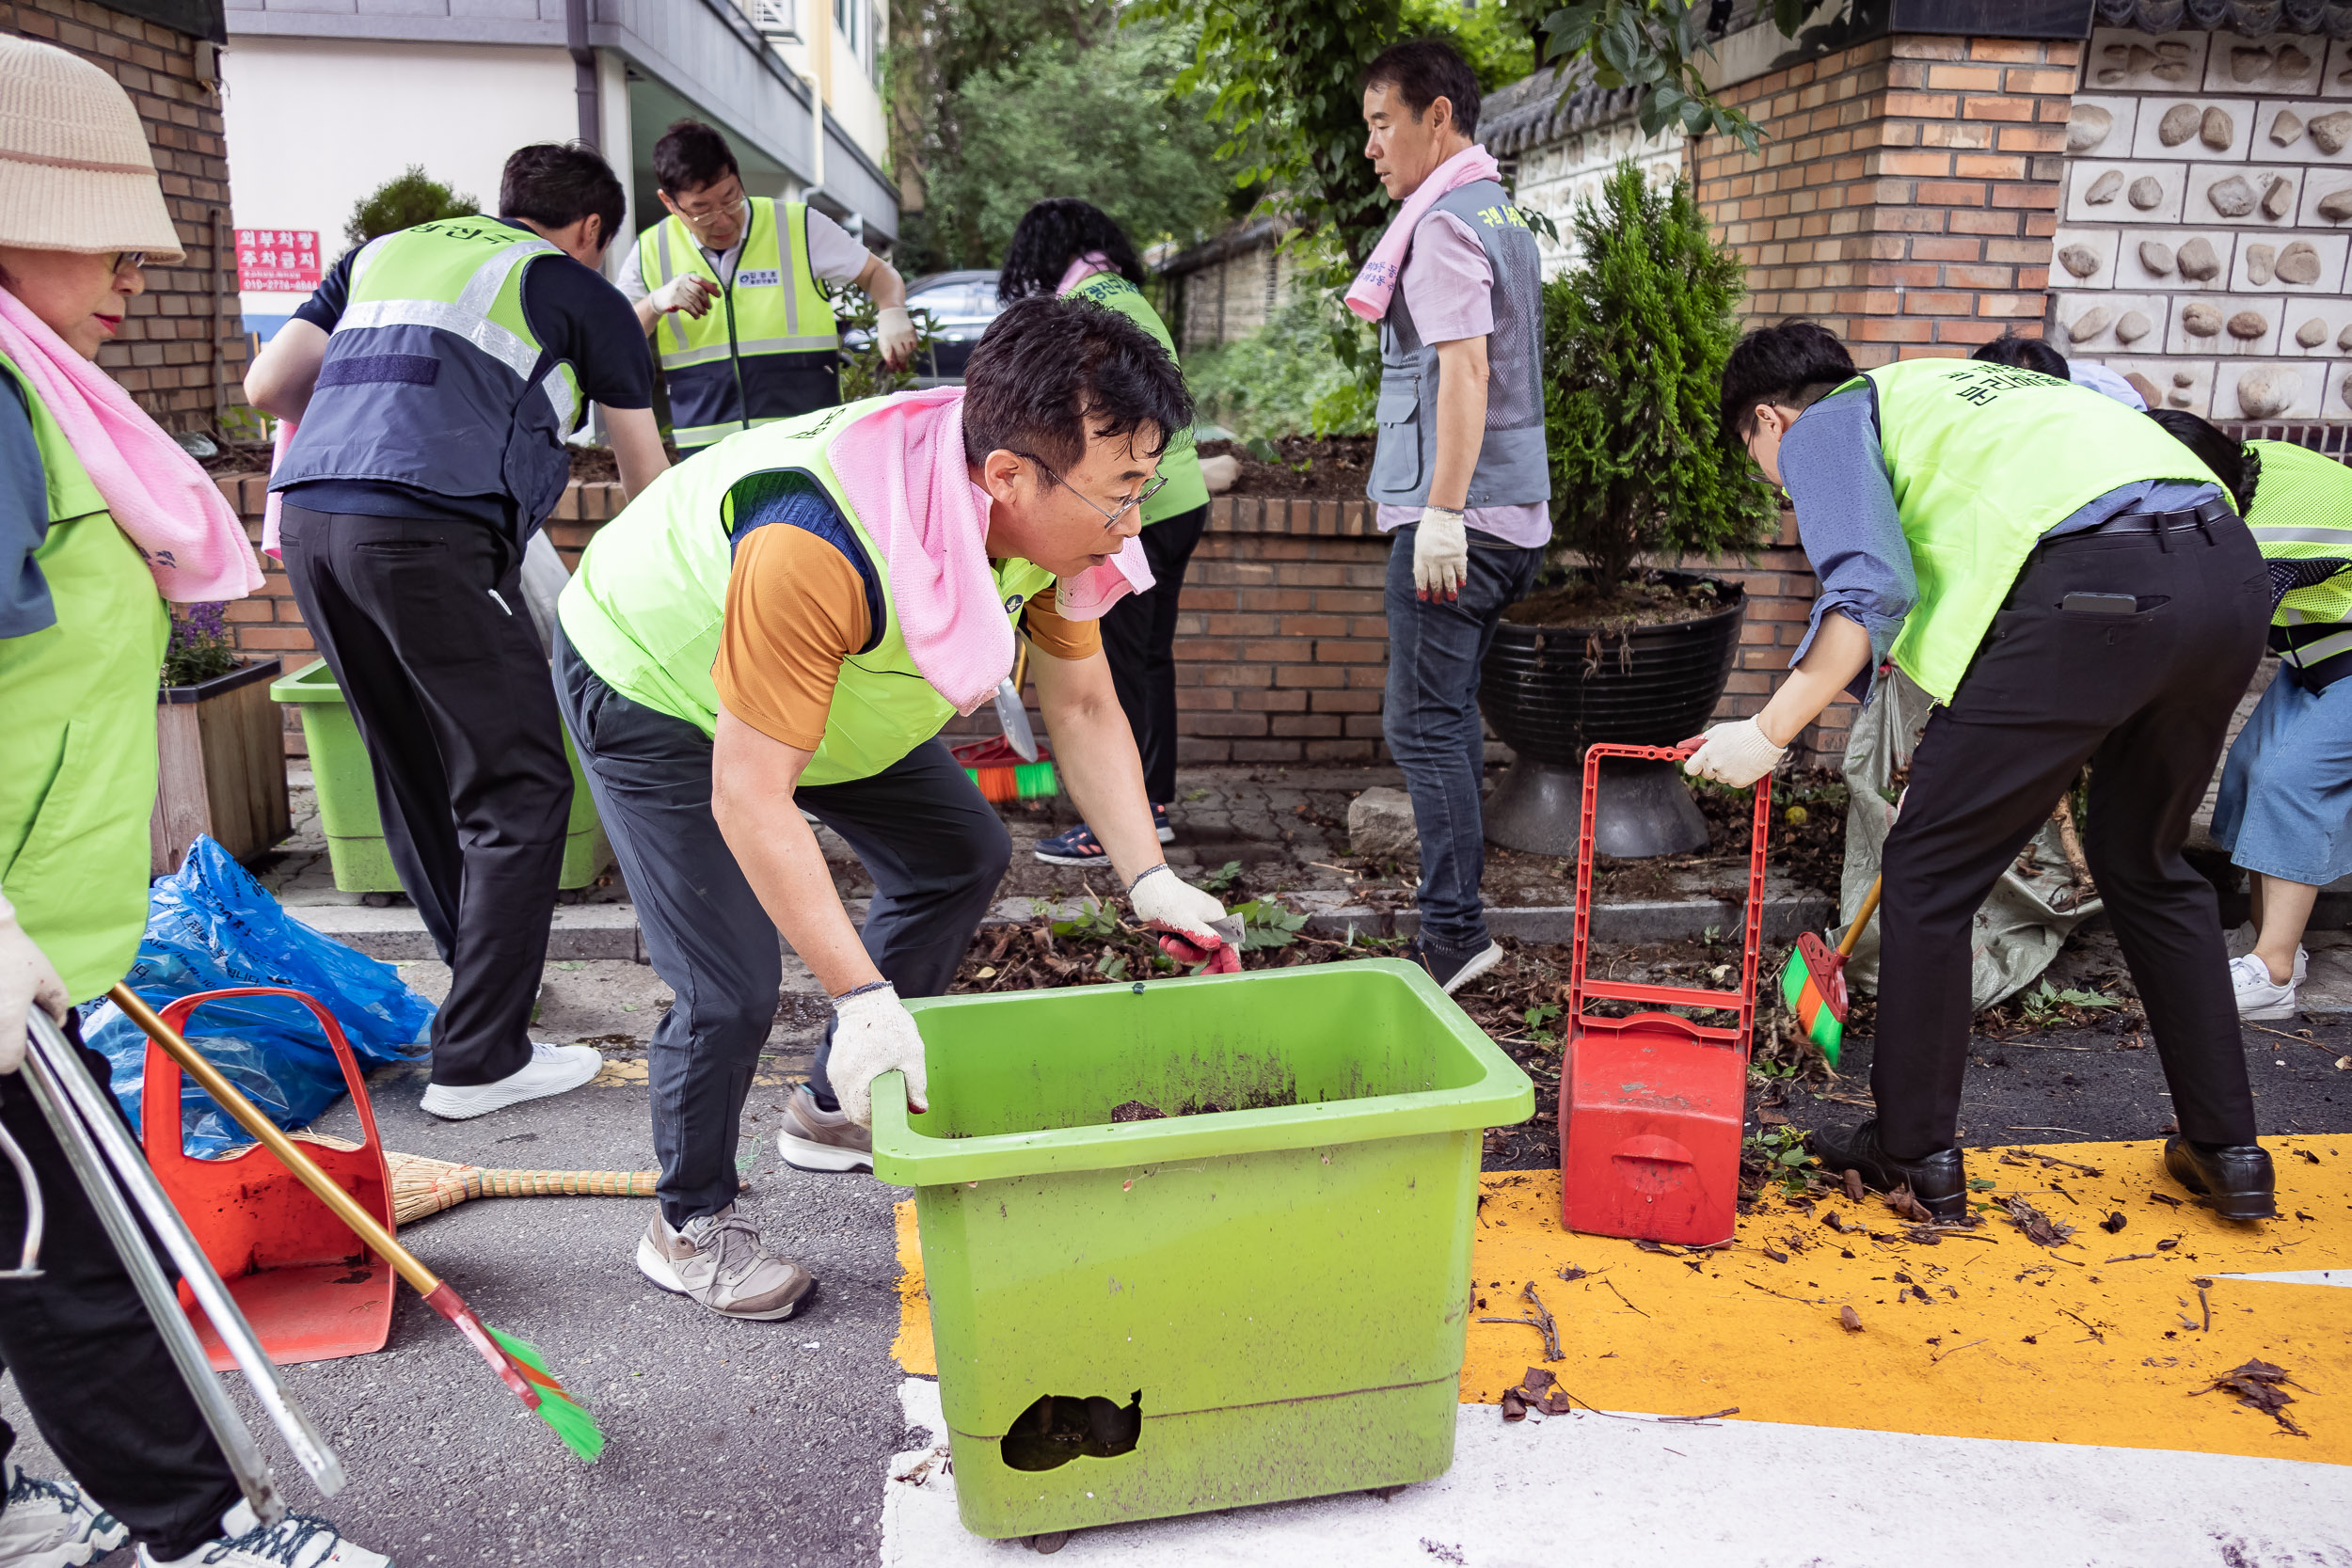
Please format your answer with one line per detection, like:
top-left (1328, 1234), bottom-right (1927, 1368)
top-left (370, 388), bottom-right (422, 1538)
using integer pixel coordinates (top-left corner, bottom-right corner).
top-left (620, 119), bottom-right (915, 449)
top-left (2149, 411), bottom-right (2352, 1021)
top-left (246, 142), bottom-right (668, 1120)
top-left (553, 295), bottom-right (1238, 1320)
top-left (1353, 37), bottom-right (1550, 995)
top-left (999, 198), bottom-right (1210, 862)
top-left (1971, 330), bottom-right (2147, 410)
top-left (1693, 322), bottom-right (2276, 1220)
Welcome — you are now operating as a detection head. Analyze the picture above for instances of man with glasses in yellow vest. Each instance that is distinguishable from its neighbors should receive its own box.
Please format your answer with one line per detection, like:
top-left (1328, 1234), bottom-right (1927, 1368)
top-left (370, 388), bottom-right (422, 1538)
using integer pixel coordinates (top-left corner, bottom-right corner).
top-left (620, 119), bottom-right (918, 450)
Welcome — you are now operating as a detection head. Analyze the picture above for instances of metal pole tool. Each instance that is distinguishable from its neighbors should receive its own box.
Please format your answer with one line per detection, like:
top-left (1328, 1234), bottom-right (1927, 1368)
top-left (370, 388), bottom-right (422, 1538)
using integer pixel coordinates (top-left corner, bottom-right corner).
top-left (18, 1009), bottom-right (349, 1523)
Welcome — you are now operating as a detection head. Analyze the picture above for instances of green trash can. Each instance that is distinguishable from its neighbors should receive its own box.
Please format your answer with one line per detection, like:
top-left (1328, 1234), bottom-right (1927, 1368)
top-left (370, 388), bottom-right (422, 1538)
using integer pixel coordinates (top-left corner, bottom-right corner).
top-left (873, 959), bottom-right (1533, 1539)
top-left (270, 657), bottom-right (611, 894)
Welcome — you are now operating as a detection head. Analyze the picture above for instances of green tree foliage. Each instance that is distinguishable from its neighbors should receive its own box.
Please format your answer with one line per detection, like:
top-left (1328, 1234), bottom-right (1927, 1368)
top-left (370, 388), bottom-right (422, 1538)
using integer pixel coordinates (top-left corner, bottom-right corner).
top-left (889, 5), bottom-right (1235, 275)
top-left (1543, 160), bottom-right (1776, 590)
top-left (343, 166), bottom-right (476, 251)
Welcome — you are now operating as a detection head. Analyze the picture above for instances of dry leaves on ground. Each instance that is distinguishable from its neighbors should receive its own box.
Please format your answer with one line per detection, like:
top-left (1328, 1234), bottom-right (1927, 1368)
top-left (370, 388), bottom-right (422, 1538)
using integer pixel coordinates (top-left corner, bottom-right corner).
top-left (2003, 1196), bottom-right (2077, 1248)
top-left (2195, 1358), bottom-right (2311, 1436)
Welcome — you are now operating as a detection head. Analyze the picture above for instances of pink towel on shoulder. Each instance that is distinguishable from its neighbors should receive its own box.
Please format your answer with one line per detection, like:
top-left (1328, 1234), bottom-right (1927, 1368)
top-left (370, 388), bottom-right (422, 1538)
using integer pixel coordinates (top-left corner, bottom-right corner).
top-left (0, 287), bottom-right (262, 602)
top-left (1343, 143), bottom-right (1502, 324)
top-left (825, 388), bottom-right (1150, 715)
top-left (1056, 251), bottom-right (1116, 294)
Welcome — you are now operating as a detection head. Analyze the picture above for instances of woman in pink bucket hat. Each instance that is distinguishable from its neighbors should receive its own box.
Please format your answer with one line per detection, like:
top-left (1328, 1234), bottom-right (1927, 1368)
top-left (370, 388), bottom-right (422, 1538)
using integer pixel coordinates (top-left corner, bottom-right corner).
top-left (0, 33), bottom-right (389, 1568)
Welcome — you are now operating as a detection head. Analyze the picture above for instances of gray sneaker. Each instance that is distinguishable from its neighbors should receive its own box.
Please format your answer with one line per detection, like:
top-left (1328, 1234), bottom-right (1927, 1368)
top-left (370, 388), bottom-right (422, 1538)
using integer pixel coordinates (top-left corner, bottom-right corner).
top-left (634, 1207), bottom-right (814, 1321)
top-left (776, 1083), bottom-right (873, 1173)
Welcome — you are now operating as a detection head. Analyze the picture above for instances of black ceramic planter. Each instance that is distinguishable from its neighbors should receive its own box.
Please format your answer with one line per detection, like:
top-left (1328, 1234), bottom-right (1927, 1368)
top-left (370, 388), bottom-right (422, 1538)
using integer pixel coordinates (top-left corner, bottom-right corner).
top-left (1478, 571), bottom-right (1746, 859)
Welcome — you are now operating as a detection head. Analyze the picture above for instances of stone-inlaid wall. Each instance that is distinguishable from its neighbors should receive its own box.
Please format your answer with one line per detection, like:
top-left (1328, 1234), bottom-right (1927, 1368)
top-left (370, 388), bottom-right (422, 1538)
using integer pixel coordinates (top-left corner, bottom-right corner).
top-left (2053, 27), bottom-right (2352, 420)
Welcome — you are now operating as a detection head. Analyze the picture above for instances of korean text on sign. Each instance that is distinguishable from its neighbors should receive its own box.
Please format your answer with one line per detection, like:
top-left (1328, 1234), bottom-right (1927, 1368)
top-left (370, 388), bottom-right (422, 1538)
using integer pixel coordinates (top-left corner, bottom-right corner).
top-left (237, 229), bottom-right (322, 292)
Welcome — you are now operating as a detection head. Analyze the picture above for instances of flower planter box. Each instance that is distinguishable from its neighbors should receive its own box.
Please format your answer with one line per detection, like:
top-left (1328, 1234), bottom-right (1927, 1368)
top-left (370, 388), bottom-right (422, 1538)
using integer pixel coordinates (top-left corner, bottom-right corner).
top-left (151, 658), bottom-right (291, 876)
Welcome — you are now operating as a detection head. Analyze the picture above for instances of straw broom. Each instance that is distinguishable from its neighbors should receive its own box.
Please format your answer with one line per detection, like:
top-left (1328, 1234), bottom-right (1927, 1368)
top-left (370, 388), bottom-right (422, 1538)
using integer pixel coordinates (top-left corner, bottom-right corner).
top-left (289, 1136), bottom-right (655, 1227)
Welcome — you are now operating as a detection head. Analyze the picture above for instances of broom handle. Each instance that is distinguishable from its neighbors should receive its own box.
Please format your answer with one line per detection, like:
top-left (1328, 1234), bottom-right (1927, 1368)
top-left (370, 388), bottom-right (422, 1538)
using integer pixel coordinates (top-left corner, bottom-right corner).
top-left (1836, 875), bottom-right (1884, 960)
top-left (109, 984), bottom-right (444, 1299)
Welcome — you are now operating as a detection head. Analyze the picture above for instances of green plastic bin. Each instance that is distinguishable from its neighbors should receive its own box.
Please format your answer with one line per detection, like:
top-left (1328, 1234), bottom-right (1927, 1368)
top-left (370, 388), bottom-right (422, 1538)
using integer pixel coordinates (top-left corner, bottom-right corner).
top-left (270, 658), bottom-right (611, 893)
top-left (873, 959), bottom-right (1533, 1539)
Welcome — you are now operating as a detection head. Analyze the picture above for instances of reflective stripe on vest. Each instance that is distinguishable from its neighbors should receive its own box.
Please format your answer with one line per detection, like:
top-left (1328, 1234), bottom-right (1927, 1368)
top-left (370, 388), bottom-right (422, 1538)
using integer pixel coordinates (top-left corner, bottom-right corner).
top-left (1854, 360), bottom-right (2233, 704)
top-left (342, 229), bottom-right (577, 428)
top-left (640, 199), bottom-right (840, 447)
top-left (558, 397), bottom-right (1054, 786)
top-left (2246, 440), bottom-right (2352, 629)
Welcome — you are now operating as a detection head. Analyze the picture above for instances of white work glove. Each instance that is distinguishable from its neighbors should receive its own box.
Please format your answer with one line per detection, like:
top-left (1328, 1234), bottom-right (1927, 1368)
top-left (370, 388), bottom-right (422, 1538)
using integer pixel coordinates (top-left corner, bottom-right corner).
top-left (1130, 865), bottom-right (1240, 974)
top-left (648, 275), bottom-right (716, 319)
top-left (829, 983), bottom-right (929, 1129)
top-left (1682, 717), bottom-right (1788, 789)
top-left (1413, 506), bottom-right (1469, 599)
top-left (876, 306), bottom-right (917, 370)
top-left (0, 895), bottom-right (69, 1076)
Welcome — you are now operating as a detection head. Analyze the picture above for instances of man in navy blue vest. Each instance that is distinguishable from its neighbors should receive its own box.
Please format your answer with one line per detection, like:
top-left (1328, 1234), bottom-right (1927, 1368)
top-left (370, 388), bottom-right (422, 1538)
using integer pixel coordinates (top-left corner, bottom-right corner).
top-left (1360, 39), bottom-right (1550, 994)
top-left (246, 144), bottom-right (668, 1122)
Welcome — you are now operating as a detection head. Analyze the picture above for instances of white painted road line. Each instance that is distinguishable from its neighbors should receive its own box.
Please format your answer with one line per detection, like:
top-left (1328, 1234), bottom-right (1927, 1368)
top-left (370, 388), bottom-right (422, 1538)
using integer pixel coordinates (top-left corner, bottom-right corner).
top-left (882, 1377), bottom-right (2352, 1567)
top-left (2218, 1269), bottom-right (2352, 1288)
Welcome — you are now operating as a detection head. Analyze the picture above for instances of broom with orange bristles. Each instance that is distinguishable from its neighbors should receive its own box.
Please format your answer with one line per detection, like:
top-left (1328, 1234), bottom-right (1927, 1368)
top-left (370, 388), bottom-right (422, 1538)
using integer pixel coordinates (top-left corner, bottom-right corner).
top-left (113, 985), bottom-right (605, 1462)
top-left (289, 1136), bottom-right (656, 1227)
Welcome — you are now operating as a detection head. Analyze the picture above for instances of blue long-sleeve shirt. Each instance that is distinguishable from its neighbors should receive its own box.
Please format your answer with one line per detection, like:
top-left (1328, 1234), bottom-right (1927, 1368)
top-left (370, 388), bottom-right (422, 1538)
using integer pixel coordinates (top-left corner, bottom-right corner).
top-left (0, 372), bottom-right (55, 640)
top-left (1779, 385), bottom-right (2221, 699)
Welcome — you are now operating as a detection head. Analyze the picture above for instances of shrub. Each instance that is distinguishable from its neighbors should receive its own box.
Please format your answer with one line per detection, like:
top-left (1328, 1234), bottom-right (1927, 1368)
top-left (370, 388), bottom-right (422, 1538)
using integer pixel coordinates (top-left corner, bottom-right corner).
top-left (1181, 291), bottom-right (1375, 440)
top-left (162, 602), bottom-right (239, 688)
top-left (344, 166), bottom-right (477, 251)
top-left (1543, 160), bottom-right (1777, 592)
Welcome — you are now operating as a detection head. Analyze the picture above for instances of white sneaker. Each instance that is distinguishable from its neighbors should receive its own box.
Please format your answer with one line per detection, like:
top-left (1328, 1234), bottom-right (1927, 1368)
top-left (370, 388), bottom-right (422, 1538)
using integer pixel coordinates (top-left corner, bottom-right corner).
top-left (0, 1463), bottom-right (126, 1566)
top-left (137, 1501), bottom-right (388, 1567)
top-left (419, 1041), bottom-right (602, 1120)
top-left (2229, 952), bottom-right (2303, 1021)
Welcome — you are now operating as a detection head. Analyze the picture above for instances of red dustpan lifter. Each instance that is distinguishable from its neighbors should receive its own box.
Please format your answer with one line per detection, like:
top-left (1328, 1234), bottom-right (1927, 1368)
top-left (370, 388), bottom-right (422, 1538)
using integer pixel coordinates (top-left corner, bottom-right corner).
top-left (141, 987), bottom-right (396, 1368)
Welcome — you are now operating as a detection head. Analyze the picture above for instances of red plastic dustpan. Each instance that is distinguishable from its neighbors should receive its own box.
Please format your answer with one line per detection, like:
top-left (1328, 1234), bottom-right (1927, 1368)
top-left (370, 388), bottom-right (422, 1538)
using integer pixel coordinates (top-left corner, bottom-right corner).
top-left (140, 986), bottom-right (397, 1367)
top-left (1559, 744), bottom-right (1772, 1246)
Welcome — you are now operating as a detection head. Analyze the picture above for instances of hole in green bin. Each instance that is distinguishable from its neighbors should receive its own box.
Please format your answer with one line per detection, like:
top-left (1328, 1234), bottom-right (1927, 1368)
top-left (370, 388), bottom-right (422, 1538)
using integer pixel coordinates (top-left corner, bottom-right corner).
top-left (999, 1390), bottom-right (1143, 1472)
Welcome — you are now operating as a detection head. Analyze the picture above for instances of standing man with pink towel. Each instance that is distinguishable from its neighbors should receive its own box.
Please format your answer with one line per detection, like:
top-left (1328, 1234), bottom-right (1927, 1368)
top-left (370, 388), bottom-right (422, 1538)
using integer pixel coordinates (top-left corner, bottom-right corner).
top-left (1354, 39), bottom-right (1550, 995)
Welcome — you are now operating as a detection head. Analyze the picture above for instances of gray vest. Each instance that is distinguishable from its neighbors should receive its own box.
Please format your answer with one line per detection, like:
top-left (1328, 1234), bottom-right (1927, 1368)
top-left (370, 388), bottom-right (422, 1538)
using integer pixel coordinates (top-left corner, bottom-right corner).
top-left (1365, 179), bottom-right (1549, 511)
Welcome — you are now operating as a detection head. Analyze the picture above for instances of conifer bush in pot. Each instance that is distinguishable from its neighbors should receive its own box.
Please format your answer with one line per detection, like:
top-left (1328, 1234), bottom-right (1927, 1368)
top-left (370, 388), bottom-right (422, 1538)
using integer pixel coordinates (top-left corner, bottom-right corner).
top-left (1482, 159), bottom-right (1779, 858)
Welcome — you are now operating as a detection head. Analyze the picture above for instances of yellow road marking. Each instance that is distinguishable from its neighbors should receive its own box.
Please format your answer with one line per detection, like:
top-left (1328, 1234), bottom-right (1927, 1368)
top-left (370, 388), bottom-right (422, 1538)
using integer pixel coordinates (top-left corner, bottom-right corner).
top-left (891, 1137), bottom-right (2350, 1464)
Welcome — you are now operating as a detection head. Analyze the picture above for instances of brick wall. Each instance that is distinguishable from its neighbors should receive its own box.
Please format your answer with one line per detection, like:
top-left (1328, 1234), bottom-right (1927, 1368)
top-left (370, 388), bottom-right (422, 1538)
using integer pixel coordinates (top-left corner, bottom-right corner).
top-left (2, 0), bottom-right (245, 431)
top-left (228, 477), bottom-right (1848, 768)
top-left (1692, 33), bottom-right (2081, 361)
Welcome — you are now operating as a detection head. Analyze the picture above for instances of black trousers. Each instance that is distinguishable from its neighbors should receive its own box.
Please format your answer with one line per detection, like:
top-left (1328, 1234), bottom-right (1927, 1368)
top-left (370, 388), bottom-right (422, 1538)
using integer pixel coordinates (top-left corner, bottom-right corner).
top-left (1874, 517), bottom-right (2270, 1158)
top-left (281, 506), bottom-right (571, 1087)
top-left (1099, 504), bottom-right (1208, 807)
top-left (551, 628), bottom-right (1009, 1226)
top-left (0, 1021), bottom-right (239, 1559)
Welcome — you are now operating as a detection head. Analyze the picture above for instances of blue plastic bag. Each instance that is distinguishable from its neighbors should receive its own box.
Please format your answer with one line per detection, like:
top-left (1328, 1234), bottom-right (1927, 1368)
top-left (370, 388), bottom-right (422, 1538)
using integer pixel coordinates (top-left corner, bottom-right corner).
top-left (80, 836), bottom-right (434, 1157)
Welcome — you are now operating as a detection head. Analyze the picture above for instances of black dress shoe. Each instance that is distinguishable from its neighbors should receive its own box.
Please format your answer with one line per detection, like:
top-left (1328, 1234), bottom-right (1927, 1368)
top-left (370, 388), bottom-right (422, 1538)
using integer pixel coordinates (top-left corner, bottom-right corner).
top-left (2163, 1137), bottom-right (2277, 1221)
top-left (1806, 1120), bottom-right (1968, 1221)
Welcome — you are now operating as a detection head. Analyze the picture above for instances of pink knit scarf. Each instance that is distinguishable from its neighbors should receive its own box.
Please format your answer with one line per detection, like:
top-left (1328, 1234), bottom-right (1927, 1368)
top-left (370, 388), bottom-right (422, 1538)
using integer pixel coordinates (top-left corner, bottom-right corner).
top-left (0, 287), bottom-right (262, 601)
top-left (826, 388), bottom-right (1151, 715)
top-left (1343, 143), bottom-right (1501, 324)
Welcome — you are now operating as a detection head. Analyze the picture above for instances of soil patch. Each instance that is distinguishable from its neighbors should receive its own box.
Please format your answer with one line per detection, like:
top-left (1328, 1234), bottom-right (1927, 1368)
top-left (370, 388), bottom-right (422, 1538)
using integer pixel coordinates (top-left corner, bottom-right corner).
top-left (1199, 436), bottom-right (1376, 499)
top-left (1502, 571), bottom-right (1735, 630)
top-left (567, 443), bottom-right (685, 483)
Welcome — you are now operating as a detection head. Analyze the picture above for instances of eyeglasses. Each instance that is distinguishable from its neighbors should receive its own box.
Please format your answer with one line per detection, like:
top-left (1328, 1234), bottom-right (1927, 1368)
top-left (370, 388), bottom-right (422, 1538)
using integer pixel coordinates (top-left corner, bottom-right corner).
top-left (674, 189), bottom-right (748, 230)
top-left (1015, 451), bottom-right (1168, 531)
top-left (110, 252), bottom-right (146, 274)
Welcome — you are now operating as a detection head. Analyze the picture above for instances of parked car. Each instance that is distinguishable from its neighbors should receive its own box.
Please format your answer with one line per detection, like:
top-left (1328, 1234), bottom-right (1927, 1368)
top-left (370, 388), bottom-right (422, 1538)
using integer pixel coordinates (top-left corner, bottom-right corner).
top-left (843, 268), bottom-right (1003, 384)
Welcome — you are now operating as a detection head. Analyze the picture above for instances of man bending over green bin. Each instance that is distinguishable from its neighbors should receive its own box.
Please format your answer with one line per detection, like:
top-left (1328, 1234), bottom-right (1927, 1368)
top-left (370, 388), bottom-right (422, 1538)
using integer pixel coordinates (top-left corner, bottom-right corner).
top-left (552, 294), bottom-right (1240, 1321)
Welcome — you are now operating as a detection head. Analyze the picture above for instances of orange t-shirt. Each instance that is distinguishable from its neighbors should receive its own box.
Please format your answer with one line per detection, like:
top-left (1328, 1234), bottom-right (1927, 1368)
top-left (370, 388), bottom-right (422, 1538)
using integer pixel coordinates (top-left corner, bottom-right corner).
top-left (713, 523), bottom-right (1099, 752)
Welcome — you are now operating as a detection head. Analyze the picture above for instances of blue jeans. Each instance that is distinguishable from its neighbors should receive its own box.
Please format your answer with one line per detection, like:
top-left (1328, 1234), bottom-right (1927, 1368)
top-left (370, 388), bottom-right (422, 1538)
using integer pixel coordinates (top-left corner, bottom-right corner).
top-left (1381, 524), bottom-right (1544, 953)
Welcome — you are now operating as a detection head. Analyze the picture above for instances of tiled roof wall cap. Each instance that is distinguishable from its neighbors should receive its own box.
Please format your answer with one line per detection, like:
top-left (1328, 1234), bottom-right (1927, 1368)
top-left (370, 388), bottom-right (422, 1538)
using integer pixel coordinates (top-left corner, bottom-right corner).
top-left (1479, 62), bottom-right (1647, 157)
top-left (2097, 0), bottom-right (2352, 38)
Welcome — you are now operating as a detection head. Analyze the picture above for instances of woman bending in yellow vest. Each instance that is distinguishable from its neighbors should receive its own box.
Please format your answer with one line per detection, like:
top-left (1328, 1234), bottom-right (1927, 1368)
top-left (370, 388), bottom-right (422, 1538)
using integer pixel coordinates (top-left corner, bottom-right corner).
top-left (2149, 412), bottom-right (2352, 1022)
top-left (1692, 323), bottom-right (2275, 1221)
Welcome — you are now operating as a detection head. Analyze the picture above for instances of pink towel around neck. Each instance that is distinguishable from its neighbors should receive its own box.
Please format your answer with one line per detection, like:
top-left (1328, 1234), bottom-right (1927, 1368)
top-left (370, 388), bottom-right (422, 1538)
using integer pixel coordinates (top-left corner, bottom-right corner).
top-left (1343, 143), bottom-right (1502, 325)
top-left (0, 287), bottom-right (262, 602)
top-left (1057, 251), bottom-right (1116, 295)
top-left (825, 388), bottom-right (1151, 715)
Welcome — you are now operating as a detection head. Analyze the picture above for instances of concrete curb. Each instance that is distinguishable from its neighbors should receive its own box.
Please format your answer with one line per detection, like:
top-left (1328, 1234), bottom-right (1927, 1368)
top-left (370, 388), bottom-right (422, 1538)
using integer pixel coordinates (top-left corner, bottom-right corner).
top-left (290, 887), bottom-right (1839, 963)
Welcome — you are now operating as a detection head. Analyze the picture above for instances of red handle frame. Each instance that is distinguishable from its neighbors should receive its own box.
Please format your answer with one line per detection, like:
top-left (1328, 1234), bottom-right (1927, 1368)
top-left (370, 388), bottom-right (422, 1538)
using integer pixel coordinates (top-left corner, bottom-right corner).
top-left (139, 987), bottom-right (387, 1174)
top-left (1566, 744), bottom-right (1772, 1054)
